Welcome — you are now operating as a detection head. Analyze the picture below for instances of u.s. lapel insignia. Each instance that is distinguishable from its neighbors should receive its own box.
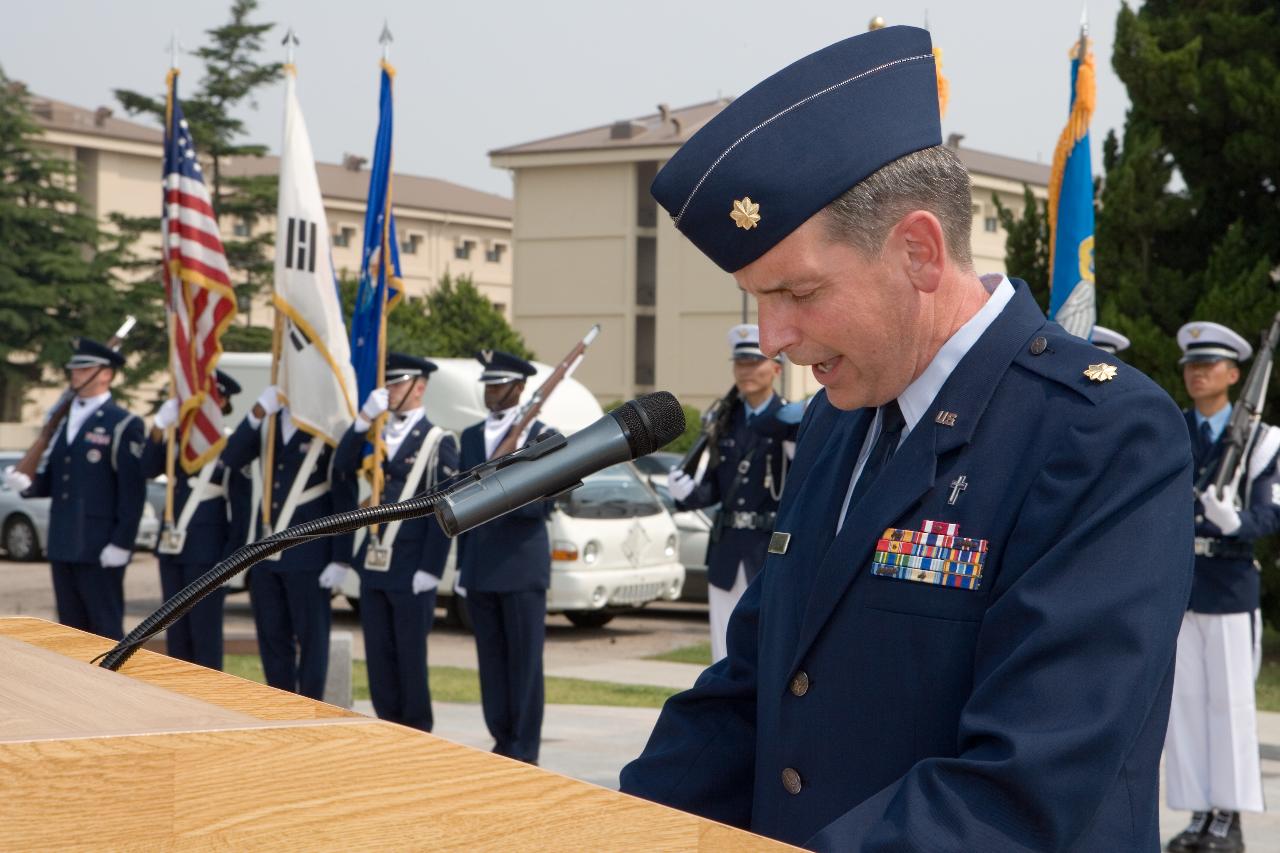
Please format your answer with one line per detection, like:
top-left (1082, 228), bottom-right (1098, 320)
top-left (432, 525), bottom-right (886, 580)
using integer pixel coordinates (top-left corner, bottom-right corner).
top-left (1083, 363), bottom-right (1118, 382)
top-left (934, 410), bottom-right (958, 427)
top-left (768, 531), bottom-right (791, 555)
top-left (730, 197), bottom-right (761, 230)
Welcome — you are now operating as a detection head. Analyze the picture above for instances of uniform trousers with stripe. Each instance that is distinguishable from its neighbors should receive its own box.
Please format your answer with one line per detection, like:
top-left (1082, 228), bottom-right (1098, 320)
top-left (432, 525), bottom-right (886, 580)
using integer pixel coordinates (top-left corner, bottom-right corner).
top-left (362, 586), bottom-right (436, 732)
top-left (467, 589), bottom-right (546, 763)
top-left (51, 561), bottom-right (126, 640)
top-left (1164, 609), bottom-right (1265, 812)
top-left (159, 558), bottom-right (225, 671)
top-left (249, 564), bottom-right (331, 700)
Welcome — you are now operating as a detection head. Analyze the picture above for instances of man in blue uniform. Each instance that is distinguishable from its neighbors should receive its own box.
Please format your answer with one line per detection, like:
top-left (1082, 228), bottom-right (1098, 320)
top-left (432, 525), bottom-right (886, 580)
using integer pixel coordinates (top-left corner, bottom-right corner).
top-left (4, 338), bottom-right (145, 640)
top-left (139, 370), bottom-right (243, 670)
top-left (221, 383), bottom-right (355, 699)
top-left (457, 350), bottom-right (554, 764)
top-left (334, 352), bottom-right (459, 732)
top-left (619, 26), bottom-right (1194, 851)
top-left (1164, 322), bottom-right (1273, 853)
top-left (668, 323), bottom-right (792, 661)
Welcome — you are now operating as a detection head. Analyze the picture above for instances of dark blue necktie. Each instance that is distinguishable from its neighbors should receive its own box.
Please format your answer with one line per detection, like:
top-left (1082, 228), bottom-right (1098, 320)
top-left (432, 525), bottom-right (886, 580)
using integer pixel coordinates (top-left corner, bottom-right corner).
top-left (1198, 420), bottom-right (1213, 458)
top-left (845, 401), bottom-right (906, 517)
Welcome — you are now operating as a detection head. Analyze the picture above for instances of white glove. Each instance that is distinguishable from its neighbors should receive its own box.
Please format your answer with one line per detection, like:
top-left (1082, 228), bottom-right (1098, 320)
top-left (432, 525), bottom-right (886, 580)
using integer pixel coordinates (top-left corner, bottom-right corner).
top-left (99, 543), bottom-right (131, 568)
top-left (3, 466), bottom-right (32, 493)
top-left (412, 570), bottom-right (440, 594)
top-left (318, 562), bottom-right (350, 590)
top-left (1201, 485), bottom-right (1242, 536)
top-left (255, 385), bottom-right (283, 417)
top-left (667, 468), bottom-right (696, 502)
top-left (357, 387), bottom-right (390, 430)
top-left (154, 398), bottom-right (180, 431)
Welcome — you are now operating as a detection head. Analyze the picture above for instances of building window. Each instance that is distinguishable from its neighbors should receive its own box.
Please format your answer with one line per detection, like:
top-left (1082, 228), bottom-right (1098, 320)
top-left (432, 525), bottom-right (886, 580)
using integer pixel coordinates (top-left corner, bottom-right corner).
top-left (232, 218), bottom-right (250, 237)
top-left (635, 315), bottom-right (655, 386)
top-left (333, 226), bottom-right (356, 248)
top-left (401, 233), bottom-right (422, 255)
top-left (485, 242), bottom-right (507, 263)
top-left (454, 239), bottom-right (476, 260)
top-left (635, 236), bottom-right (656, 307)
top-left (984, 216), bottom-right (999, 233)
top-left (636, 162), bottom-right (659, 228)
top-left (492, 302), bottom-right (506, 315)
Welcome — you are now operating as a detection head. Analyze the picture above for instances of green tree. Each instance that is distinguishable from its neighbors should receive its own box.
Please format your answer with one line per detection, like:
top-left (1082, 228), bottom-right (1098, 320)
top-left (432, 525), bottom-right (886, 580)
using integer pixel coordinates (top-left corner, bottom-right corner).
top-left (114, 0), bottom-right (281, 321)
top-left (992, 185), bottom-right (1051, 312)
top-left (0, 72), bottom-right (164, 419)
top-left (339, 273), bottom-right (534, 361)
top-left (1100, 0), bottom-right (1280, 624)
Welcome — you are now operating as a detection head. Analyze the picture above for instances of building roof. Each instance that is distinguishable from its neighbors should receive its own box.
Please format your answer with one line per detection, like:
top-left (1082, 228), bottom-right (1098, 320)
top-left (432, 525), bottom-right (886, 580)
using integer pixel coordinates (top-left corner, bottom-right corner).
top-left (23, 86), bottom-right (513, 221)
top-left (492, 99), bottom-right (1051, 187)
top-left (223, 155), bottom-right (513, 221)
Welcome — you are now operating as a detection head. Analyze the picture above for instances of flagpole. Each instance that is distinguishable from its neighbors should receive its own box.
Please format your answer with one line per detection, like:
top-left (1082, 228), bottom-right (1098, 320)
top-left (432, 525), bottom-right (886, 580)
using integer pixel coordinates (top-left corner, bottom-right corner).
top-left (163, 51), bottom-right (179, 532)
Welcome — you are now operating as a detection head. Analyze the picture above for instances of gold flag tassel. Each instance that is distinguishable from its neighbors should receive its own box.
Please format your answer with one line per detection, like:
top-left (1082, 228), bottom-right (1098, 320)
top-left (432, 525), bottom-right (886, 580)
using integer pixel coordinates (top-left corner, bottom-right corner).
top-left (1046, 37), bottom-right (1096, 283)
top-left (932, 47), bottom-right (949, 119)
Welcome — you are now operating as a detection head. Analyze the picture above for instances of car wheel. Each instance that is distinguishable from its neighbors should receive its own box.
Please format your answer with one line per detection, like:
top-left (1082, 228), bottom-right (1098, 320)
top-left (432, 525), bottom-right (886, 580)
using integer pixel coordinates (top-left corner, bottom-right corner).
top-left (565, 610), bottom-right (615, 629)
top-left (4, 515), bottom-right (40, 561)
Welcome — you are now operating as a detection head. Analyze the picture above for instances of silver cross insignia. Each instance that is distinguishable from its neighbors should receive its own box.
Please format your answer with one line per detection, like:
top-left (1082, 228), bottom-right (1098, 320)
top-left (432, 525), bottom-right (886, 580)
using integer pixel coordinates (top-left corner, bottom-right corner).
top-left (948, 475), bottom-right (968, 506)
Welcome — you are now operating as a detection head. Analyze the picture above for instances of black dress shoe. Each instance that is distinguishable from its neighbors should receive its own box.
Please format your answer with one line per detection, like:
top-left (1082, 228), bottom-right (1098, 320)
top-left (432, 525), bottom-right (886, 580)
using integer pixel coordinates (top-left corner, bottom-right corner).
top-left (1167, 811), bottom-right (1210, 852)
top-left (1200, 811), bottom-right (1244, 853)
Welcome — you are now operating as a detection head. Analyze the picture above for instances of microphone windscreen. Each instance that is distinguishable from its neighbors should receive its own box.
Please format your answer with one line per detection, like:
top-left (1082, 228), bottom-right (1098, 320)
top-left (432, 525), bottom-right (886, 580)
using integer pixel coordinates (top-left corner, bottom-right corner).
top-left (612, 392), bottom-right (686, 457)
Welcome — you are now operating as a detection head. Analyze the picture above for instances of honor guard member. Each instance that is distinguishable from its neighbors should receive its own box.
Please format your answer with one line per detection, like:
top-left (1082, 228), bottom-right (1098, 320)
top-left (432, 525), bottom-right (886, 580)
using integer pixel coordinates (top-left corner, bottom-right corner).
top-left (1090, 325), bottom-right (1130, 355)
top-left (1164, 322), bottom-right (1274, 853)
top-left (667, 324), bottom-right (793, 661)
top-left (334, 353), bottom-right (459, 732)
top-left (618, 26), bottom-right (1195, 851)
top-left (4, 338), bottom-right (145, 640)
top-left (457, 350), bottom-right (554, 764)
top-left (139, 370), bottom-right (243, 670)
top-left (221, 384), bottom-right (355, 700)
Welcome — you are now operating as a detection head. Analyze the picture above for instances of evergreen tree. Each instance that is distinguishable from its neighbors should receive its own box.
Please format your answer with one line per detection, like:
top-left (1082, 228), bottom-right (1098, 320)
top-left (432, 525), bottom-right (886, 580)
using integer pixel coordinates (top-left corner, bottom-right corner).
top-left (0, 72), bottom-right (163, 420)
top-left (114, 0), bottom-right (281, 322)
top-left (1100, 0), bottom-right (1280, 624)
top-left (992, 185), bottom-right (1051, 312)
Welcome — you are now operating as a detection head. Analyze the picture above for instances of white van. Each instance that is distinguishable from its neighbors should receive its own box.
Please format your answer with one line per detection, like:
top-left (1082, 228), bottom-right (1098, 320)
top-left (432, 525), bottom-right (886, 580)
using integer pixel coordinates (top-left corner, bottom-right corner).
top-left (216, 353), bottom-right (685, 628)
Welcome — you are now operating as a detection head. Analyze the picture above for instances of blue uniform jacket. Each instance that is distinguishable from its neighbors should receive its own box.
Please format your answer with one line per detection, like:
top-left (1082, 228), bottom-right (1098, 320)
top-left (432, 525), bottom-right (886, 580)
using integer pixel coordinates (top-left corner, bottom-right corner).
top-left (456, 420), bottom-right (554, 594)
top-left (621, 282), bottom-right (1195, 852)
top-left (1187, 412), bottom-right (1280, 613)
top-left (333, 418), bottom-right (460, 591)
top-left (678, 395), bottom-right (792, 589)
top-left (221, 416), bottom-right (354, 571)
top-left (140, 436), bottom-right (231, 566)
top-left (28, 400), bottom-right (145, 564)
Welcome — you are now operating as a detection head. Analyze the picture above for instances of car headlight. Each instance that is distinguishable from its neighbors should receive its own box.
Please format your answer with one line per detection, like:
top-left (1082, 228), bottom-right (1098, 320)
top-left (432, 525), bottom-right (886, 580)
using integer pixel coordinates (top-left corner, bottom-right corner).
top-left (664, 534), bottom-right (677, 559)
top-left (582, 540), bottom-right (601, 565)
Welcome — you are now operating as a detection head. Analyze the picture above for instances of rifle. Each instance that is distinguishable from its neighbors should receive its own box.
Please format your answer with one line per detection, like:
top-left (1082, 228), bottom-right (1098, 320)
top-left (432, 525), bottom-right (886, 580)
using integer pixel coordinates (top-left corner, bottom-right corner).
top-left (1208, 311), bottom-right (1280, 497)
top-left (14, 316), bottom-right (137, 480)
top-left (490, 324), bottom-right (601, 459)
top-left (677, 385), bottom-right (739, 478)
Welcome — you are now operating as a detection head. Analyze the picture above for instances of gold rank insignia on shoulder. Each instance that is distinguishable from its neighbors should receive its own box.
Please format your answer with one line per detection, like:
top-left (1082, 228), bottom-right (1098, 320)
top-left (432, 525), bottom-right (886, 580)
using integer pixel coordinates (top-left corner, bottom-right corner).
top-left (730, 197), bottom-right (761, 230)
top-left (1083, 363), bottom-right (1118, 382)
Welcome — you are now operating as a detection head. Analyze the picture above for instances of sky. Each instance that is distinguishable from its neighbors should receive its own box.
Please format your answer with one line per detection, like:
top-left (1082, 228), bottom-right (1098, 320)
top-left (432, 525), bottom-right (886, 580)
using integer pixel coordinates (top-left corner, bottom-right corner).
top-left (1, 0), bottom-right (1133, 198)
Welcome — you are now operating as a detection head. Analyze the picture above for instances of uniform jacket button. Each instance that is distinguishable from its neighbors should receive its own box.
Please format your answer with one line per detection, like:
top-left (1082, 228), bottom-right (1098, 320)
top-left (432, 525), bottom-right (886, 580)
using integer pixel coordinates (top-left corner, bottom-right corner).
top-left (781, 767), bottom-right (802, 795)
top-left (1029, 336), bottom-right (1048, 356)
top-left (790, 671), bottom-right (810, 697)
top-left (1195, 514), bottom-right (1204, 524)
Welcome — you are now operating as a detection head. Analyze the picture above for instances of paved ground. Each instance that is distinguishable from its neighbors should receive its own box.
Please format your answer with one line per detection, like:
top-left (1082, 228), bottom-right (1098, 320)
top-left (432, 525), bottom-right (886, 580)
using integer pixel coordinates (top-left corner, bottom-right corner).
top-left (5, 553), bottom-right (1280, 848)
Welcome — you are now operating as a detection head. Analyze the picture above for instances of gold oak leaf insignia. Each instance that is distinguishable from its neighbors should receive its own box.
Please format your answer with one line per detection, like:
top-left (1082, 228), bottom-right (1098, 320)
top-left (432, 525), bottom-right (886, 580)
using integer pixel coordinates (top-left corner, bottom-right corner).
top-left (730, 197), bottom-right (761, 230)
top-left (1083, 363), bottom-right (1118, 382)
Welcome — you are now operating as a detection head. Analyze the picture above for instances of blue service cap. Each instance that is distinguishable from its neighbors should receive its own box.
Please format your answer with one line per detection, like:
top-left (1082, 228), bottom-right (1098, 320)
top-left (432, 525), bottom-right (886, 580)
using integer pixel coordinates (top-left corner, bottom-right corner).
top-left (214, 369), bottom-right (241, 398)
top-left (651, 26), bottom-right (941, 273)
top-left (386, 351), bottom-right (439, 385)
top-left (476, 349), bottom-right (535, 385)
top-left (65, 337), bottom-right (125, 370)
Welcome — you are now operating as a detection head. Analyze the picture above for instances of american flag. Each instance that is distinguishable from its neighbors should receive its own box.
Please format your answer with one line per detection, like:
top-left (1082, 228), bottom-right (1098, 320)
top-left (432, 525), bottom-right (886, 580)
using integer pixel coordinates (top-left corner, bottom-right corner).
top-left (162, 71), bottom-right (235, 474)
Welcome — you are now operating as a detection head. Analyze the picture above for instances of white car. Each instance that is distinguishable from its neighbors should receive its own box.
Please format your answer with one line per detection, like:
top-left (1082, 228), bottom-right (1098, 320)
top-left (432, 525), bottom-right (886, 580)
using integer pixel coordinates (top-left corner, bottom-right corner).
top-left (216, 353), bottom-right (686, 627)
top-left (633, 451), bottom-right (712, 604)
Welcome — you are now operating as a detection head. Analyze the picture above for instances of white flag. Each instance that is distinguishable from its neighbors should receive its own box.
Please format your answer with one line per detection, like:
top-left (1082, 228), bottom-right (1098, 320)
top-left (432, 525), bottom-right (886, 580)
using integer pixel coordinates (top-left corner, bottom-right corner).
top-left (274, 68), bottom-right (356, 444)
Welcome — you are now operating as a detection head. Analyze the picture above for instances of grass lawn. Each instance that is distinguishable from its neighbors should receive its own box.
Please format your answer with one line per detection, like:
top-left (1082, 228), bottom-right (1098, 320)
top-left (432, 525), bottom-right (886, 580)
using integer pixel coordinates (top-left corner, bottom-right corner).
top-left (646, 642), bottom-right (713, 666)
top-left (224, 655), bottom-right (678, 709)
top-left (1259, 625), bottom-right (1280, 713)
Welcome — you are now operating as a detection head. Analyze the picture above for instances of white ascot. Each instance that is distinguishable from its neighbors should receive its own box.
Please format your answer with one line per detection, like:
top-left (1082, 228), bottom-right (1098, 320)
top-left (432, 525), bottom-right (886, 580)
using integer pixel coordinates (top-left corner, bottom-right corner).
top-left (484, 406), bottom-right (530, 459)
top-left (383, 408), bottom-right (424, 459)
top-left (66, 392), bottom-right (111, 443)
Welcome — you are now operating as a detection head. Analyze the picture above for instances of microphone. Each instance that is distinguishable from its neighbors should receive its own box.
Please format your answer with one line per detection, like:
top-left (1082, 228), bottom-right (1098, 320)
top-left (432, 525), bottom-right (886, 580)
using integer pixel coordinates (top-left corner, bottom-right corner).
top-left (436, 391), bottom-right (686, 536)
top-left (97, 392), bottom-right (685, 671)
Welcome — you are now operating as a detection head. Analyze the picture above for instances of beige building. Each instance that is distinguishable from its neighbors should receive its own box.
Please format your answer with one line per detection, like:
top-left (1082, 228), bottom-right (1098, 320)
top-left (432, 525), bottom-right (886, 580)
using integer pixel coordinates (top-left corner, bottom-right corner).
top-left (12, 90), bottom-right (514, 428)
top-left (491, 101), bottom-right (1049, 411)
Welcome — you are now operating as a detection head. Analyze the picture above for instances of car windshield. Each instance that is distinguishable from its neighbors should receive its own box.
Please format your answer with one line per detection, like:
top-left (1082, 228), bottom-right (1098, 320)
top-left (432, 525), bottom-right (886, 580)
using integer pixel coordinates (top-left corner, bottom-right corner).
top-left (633, 452), bottom-right (680, 478)
top-left (557, 463), bottom-right (664, 519)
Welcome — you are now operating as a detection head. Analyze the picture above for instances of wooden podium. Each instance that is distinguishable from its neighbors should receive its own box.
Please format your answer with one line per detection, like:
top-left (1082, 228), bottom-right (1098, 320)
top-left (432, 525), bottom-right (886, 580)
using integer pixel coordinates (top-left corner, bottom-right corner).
top-left (0, 618), bottom-right (792, 851)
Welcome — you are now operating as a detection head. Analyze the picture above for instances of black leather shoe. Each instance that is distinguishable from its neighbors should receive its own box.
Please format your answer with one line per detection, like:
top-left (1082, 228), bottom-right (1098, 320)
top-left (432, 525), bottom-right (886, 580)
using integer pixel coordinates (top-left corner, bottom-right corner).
top-left (1167, 811), bottom-right (1210, 852)
top-left (1200, 811), bottom-right (1244, 853)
